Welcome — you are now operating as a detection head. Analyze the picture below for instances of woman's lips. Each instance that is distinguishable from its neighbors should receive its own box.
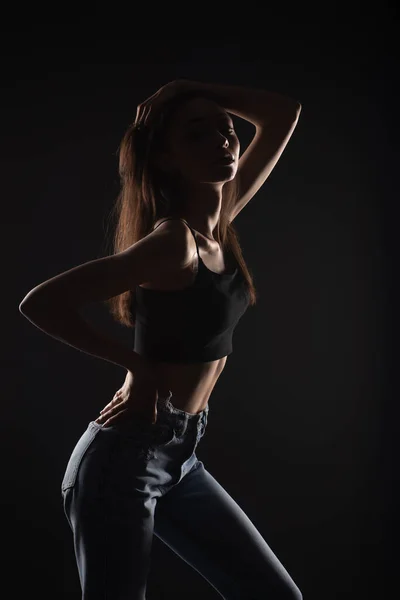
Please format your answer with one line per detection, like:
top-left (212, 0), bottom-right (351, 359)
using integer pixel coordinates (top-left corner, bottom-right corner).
top-left (214, 155), bottom-right (235, 164)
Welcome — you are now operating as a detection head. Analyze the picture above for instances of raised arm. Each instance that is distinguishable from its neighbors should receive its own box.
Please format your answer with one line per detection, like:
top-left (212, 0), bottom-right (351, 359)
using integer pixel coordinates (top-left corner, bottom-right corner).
top-left (183, 81), bottom-right (302, 222)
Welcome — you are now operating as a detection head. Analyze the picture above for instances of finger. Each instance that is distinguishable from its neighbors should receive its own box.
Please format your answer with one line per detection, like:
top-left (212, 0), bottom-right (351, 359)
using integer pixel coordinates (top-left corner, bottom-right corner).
top-left (103, 409), bottom-right (129, 428)
top-left (136, 94), bottom-right (157, 124)
top-left (141, 90), bottom-right (166, 126)
top-left (135, 104), bottom-right (147, 124)
top-left (135, 104), bottom-right (143, 124)
top-left (100, 393), bottom-right (122, 413)
top-left (99, 401), bottom-right (126, 419)
top-left (144, 102), bottom-right (155, 125)
top-left (95, 407), bottom-right (121, 424)
top-left (142, 105), bottom-right (153, 127)
top-left (135, 107), bottom-right (147, 126)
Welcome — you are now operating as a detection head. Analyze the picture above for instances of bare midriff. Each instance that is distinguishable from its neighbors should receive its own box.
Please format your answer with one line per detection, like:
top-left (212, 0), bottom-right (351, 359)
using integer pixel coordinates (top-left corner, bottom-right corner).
top-left (135, 218), bottom-right (232, 415)
top-left (152, 356), bottom-right (228, 414)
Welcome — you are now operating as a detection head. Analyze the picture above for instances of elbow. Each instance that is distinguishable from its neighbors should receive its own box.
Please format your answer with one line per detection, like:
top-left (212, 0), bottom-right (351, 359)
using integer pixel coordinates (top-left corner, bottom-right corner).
top-left (19, 298), bottom-right (44, 317)
top-left (19, 292), bottom-right (55, 317)
top-left (19, 292), bottom-right (78, 317)
top-left (19, 293), bottom-right (35, 315)
top-left (19, 289), bottom-right (40, 314)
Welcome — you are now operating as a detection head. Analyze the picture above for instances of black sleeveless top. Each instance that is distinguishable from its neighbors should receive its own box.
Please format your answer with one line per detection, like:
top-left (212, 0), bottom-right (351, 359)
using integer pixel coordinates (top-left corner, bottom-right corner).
top-left (131, 217), bottom-right (250, 363)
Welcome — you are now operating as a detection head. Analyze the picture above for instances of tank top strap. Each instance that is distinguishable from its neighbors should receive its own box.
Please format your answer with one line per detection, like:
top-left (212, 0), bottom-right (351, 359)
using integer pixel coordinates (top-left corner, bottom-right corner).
top-left (153, 217), bottom-right (200, 258)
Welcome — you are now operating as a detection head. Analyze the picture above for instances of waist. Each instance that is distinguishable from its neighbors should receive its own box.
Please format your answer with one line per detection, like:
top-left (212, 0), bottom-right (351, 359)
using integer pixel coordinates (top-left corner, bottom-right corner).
top-left (152, 356), bottom-right (228, 414)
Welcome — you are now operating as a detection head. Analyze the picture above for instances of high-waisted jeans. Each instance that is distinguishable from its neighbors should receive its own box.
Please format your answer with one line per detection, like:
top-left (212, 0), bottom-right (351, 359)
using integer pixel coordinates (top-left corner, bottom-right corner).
top-left (61, 391), bottom-right (303, 599)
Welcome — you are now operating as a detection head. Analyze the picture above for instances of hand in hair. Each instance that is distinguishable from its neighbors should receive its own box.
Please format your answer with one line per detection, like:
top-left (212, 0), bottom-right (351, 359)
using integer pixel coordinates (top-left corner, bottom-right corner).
top-left (135, 79), bottom-right (201, 127)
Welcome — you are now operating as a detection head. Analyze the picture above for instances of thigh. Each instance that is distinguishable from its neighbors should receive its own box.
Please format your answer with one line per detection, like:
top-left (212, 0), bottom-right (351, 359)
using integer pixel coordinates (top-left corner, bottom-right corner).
top-left (61, 422), bottom-right (159, 599)
top-left (154, 460), bottom-right (302, 600)
top-left (64, 486), bottom-right (156, 600)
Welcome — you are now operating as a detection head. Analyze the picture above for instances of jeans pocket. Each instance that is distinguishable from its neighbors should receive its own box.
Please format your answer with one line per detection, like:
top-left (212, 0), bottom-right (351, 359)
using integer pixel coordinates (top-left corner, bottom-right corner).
top-left (61, 425), bottom-right (101, 493)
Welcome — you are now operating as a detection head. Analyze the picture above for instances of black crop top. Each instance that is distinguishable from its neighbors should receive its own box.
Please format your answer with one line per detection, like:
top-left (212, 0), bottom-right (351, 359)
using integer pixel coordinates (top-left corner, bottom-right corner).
top-left (131, 217), bottom-right (250, 363)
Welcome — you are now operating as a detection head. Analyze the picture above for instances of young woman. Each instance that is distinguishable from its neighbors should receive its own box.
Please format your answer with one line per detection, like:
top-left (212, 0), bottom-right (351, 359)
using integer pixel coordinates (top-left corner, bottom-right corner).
top-left (20, 80), bottom-right (302, 599)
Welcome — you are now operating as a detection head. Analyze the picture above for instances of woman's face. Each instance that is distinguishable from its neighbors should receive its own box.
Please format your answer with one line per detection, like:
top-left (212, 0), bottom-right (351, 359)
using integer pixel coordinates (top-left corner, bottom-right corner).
top-left (158, 97), bottom-right (240, 185)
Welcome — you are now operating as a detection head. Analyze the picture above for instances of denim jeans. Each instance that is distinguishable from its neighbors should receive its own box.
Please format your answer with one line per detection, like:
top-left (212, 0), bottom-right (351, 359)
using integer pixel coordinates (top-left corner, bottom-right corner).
top-left (61, 391), bottom-right (302, 599)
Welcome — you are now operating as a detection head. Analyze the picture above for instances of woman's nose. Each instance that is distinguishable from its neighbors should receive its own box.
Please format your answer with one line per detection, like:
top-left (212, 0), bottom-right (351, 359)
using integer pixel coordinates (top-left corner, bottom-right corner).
top-left (213, 129), bottom-right (230, 148)
top-left (215, 135), bottom-right (229, 149)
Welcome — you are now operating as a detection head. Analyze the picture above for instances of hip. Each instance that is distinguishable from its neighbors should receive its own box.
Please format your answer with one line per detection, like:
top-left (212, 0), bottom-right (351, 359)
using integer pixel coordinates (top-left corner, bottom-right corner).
top-left (61, 391), bottom-right (209, 497)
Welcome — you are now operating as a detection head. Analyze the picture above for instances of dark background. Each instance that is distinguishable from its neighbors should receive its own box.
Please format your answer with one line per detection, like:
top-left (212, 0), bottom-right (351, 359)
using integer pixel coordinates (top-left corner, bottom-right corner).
top-left (3, 11), bottom-right (396, 600)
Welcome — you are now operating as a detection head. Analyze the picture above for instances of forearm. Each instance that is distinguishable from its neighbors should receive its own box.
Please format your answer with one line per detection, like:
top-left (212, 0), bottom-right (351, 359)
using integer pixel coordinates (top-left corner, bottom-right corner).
top-left (198, 81), bottom-right (301, 128)
top-left (20, 303), bottom-right (143, 374)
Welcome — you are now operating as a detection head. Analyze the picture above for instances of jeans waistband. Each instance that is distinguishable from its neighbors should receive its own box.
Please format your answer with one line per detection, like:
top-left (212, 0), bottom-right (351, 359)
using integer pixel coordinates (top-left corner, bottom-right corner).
top-left (156, 390), bottom-right (209, 431)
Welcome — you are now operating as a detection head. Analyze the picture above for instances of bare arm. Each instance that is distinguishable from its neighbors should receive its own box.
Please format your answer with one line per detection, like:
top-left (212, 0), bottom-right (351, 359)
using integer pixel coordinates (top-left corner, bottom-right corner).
top-left (20, 305), bottom-right (144, 373)
top-left (194, 81), bottom-right (302, 221)
top-left (195, 80), bottom-right (301, 128)
top-left (19, 220), bottom-right (191, 374)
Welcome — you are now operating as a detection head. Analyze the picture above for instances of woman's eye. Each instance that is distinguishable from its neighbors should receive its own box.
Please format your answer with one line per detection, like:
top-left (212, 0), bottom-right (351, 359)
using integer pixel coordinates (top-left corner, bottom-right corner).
top-left (221, 127), bottom-right (236, 136)
top-left (187, 127), bottom-right (235, 140)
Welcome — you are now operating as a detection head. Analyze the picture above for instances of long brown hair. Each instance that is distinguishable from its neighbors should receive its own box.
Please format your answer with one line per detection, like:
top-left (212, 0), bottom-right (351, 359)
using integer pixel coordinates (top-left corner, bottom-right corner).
top-left (103, 89), bottom-right (257, 328)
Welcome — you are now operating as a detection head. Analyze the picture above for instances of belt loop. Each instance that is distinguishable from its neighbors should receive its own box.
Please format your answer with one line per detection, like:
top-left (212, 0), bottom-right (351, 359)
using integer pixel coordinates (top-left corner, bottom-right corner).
top-left (197, 413), bottom-right (204, 435)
